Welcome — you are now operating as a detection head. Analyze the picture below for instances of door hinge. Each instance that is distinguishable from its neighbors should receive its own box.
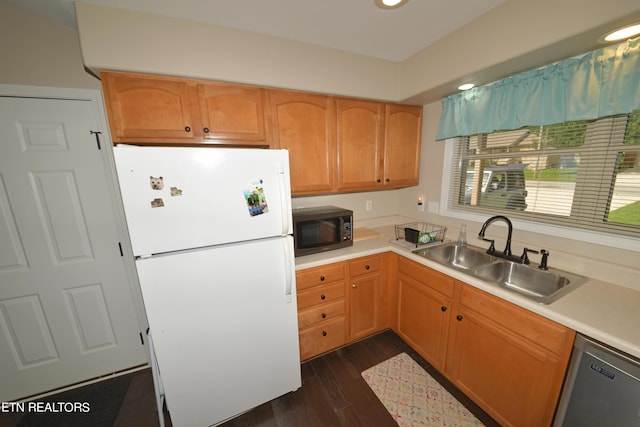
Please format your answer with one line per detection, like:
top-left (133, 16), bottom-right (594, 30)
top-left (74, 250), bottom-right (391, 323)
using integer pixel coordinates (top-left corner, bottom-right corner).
top-left (139, 332), bottom-right (144, 345)
top-left (89, 130), bottom-right (102, 150)
top-left (118, 242), bottom-right (124, 257)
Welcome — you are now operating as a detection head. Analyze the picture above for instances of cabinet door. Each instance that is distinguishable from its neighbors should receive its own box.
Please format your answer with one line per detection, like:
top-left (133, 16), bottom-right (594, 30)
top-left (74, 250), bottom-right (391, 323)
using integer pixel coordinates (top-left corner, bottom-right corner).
top-left (446, 307), bottom-right (562, 427)
top-left (336, 99), bottom-right (384, 191)
top-left (397, 272), bottom-right (450, 371)
top-left (383, 104), bottom-right (422, 187)
top-left (101, 72), bottom-right (198, 143)
top-left (269, 91), bottom-right (336, 195)
top-left (349, 272), bottom-right (381, 341)
top-left (196, 83), bottom-right (268, 145)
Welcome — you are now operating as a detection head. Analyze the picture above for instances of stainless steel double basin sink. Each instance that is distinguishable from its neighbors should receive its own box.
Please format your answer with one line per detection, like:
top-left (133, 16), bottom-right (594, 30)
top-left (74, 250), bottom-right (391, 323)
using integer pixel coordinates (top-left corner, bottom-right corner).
top-left (413, 242), bottom-right (588, 304)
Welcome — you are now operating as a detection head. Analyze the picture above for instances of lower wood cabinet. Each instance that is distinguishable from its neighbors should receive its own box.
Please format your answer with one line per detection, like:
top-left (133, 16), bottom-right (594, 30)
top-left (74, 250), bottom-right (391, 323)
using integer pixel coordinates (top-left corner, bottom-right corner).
top-left (395, 256), bottom-right (575, 427)
top-left (396, 256), bottom-right (453, 372)
top-left (296, 254), bottom-right (390, 360)
top-left (298, 253), bottom-right (575, 425)
top-left (296, 262), bottom-right (346, 361)
top-left (446, 284), bottom-right (574, 427)
top-left (348, 254), bottom-right (387, 341)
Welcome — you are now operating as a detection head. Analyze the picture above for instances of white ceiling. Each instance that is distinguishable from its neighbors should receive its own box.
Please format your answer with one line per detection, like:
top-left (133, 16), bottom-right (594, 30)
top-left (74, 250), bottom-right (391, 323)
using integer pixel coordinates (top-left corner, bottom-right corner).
top-left (10, 0), bottom-right (506, 61)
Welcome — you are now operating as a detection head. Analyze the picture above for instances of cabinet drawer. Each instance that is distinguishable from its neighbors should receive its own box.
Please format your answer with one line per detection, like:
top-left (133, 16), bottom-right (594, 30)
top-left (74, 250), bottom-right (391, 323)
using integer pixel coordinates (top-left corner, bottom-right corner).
top-left (299, 317), bottom-right (346, 360)
top-left (349, 255), bottom-right (381, 276)
top-left (298, 299), bottom-right (345, 328)
top-left (460, 284), bottom-right (573, 355)
top-left (296, 263), bottom-right (345, 291)
top-left (398, 257), bottom-right (455, 298)
top-left (297, 282), bottom-right (345, 309)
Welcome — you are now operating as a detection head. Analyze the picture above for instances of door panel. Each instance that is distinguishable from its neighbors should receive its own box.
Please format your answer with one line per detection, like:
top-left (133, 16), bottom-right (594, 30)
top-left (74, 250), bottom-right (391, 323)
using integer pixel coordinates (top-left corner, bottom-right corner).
top-left (0, 96), bottom-right (146, 401)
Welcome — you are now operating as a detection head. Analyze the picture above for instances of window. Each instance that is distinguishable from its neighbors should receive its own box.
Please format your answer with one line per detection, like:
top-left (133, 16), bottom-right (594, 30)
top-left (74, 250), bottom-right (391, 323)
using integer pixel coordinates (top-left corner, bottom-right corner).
top-left (447, 110), bottom-right (640, 238)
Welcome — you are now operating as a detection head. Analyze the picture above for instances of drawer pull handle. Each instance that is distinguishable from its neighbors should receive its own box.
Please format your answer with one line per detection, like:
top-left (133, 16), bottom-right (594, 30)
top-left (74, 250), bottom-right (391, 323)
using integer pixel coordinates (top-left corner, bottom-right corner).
top-left (441, 306), bottom-right (447, 312)
top-left (320, 294), bottom-right (326, 300)
top-left (320, 275), bottom-right (325, 281)
top-left (322, 331), bottom-right (327, 337)
top-left (321, 313), bottom-right (327, 318)
top-left (365, 265), bottom-right (370, 270)
top-left (456, 315), bottom-right (464, 321)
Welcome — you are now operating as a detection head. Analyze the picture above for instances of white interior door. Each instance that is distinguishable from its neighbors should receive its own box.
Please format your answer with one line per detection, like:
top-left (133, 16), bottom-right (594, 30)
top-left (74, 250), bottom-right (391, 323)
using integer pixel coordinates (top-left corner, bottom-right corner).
top-left (0, 94), bottom-right (147, 401)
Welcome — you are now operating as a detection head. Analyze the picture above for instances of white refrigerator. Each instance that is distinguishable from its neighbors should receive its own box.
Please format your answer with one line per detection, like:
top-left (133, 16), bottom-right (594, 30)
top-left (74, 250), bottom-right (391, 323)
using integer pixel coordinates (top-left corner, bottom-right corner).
top-left (113, 145), bottom-right (301, 427)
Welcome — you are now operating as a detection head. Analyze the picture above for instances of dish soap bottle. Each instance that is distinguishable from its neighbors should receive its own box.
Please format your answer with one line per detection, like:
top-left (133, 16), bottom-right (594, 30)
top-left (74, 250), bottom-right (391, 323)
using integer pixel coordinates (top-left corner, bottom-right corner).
top-left (456, 224), bottom-right (467, 246)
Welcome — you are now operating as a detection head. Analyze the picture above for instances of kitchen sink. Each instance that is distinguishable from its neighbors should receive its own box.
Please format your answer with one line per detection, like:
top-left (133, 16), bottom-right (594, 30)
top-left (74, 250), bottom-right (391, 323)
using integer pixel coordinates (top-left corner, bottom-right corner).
top-left (472, 261), bottom-right (588, 304)
top-left (412, 242), bottom-right (587, 304)
top-left (413, 242), bottom-right (496, 270)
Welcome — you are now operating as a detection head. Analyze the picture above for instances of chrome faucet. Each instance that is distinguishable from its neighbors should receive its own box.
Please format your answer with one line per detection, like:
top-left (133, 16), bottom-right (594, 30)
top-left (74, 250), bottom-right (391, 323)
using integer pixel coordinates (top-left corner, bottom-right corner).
top-left (478, 215), bottom-right (521, 262)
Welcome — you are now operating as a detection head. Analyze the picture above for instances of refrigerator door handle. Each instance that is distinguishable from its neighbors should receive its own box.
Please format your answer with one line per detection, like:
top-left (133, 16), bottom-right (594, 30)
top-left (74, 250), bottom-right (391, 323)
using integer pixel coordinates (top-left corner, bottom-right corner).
top-left (283, 236), bottom-right (295, 304)
top-left (277, 162), bottom-right (292, 235)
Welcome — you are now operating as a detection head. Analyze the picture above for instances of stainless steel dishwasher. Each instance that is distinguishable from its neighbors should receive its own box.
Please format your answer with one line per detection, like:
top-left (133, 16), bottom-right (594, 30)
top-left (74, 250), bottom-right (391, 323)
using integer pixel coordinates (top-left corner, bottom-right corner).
top-left (554, 334), bottom-right (640, 426)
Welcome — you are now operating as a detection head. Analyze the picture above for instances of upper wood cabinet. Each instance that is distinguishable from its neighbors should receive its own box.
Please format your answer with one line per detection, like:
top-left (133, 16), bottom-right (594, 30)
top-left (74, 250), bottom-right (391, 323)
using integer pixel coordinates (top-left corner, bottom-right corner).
top-left (101, 72), bottom-right (268, 146)
top-left (336, 100), bottom-right (421, 191)
top-left (195, 82), bottom-right (268, 143)
top-left (101, 71), bottom-right (421, 194)
top-left (268, 90), bottom-right (336, 195)
top-left (336, 99), bottom-right (384, 191)
top-left (384, 104), bottom-right (422, 188)
top-left (102, 72), bottom-right (198, 143)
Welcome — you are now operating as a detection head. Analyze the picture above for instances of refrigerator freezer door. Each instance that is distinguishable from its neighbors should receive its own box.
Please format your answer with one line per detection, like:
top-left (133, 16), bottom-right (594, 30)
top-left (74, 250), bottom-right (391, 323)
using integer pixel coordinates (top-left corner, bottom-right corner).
top-left (114, 146), bottom-right (292, 256)
top-left (135, 235), bottom-right (300, 427)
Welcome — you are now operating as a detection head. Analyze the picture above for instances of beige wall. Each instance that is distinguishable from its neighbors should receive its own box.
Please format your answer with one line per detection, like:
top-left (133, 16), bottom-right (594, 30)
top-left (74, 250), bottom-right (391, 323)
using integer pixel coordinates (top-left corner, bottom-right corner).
top-left (74, 1), bottom-right (400, 101)
top-left (0, 0), bottom-right (98, 89)
top-left (400, 0), bottom-right (640, 104)
top-left (74, 0), bottom-right (640, 104)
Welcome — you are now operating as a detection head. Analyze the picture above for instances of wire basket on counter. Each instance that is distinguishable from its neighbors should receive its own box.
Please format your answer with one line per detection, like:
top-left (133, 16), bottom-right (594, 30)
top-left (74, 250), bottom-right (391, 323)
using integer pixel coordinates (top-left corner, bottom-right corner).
top-left (393, 222), bottom-right (447, 248)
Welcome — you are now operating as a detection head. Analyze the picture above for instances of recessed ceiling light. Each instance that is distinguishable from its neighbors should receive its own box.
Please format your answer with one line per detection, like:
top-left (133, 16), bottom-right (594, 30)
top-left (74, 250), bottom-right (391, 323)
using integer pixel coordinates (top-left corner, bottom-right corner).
top-left (375, 0), bottom-right (409, 10)
top-left (458, 83), bottom-right (475, 91)
top-left (598, 23), bottom-right (640, 43)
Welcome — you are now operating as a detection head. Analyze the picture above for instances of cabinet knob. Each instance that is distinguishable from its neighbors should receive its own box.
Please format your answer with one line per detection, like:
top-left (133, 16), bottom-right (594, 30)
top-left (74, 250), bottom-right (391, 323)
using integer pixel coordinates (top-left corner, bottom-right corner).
top-left (352, 284), bottom-right (357, 288)
top-left (441, 306), bottom-right (447, 312)
top-left (320, 294), bottom-right (326, 300)
top-left (203, 127), bottom-right (209, 133)
top-left (365, 265), bottom-right (370, 270)
top-left (456, 315), bottom-right (464, 321)
top-left (184, 126), bottom-right (191, 133)
top-left (386, 178), bottom-right (390, 183)
top-left (376, 178), bottom-right (381, 183)
top-left (320, 275), bottom-right (325, 281)
top-left (321, 313), bottom-right (327, 319)
top-left (322, 331), bottom-right (327, 337)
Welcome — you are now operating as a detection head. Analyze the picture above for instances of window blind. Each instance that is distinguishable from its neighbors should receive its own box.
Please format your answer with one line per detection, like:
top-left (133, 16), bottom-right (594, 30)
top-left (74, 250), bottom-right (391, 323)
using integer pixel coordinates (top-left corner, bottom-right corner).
top-left (447, 111), bottom-right (640, 237)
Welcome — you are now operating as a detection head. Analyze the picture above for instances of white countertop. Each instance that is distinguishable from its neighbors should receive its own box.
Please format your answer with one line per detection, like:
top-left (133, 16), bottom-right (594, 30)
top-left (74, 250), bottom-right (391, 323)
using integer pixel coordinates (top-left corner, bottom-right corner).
top-left (295, 224), bottom-right (640, 360)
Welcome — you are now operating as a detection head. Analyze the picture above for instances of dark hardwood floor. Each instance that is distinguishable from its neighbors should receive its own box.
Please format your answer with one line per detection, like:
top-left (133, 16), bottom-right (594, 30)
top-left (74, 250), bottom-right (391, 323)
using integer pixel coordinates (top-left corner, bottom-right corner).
top-left (1, 330), bottom-right (498, 427)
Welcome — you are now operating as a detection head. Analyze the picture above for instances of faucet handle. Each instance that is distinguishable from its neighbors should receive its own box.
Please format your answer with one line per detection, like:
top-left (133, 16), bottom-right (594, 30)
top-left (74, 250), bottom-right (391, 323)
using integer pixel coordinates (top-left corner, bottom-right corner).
top-left (539, 249), bottom-right (549, 270)
top-left (481, 238), bottom-right (496, 253)
top-left (520, 247), bottom-right (539, 264)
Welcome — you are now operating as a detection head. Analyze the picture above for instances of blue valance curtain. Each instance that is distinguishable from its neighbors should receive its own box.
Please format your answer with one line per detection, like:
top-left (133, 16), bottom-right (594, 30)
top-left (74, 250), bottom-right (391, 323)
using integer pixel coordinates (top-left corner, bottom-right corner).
top-left (436, 37), bottom-right (640, 140)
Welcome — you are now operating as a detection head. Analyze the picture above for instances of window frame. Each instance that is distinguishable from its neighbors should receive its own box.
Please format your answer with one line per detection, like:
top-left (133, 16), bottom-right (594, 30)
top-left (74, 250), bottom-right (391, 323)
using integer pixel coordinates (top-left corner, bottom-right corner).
top-left (440, 138), bottom-right (640, 253)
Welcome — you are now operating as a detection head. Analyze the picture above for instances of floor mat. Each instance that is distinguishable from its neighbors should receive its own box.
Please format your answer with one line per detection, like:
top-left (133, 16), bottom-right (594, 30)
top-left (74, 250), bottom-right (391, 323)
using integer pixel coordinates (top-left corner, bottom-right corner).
top-left (362, 353), bottom-right (484, 426)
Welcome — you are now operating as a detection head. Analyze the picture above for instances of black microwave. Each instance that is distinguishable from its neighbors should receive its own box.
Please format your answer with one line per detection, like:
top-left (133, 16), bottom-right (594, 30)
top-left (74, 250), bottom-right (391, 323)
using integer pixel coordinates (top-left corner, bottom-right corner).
top-left (292, 206), bottom-right (353, 257)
